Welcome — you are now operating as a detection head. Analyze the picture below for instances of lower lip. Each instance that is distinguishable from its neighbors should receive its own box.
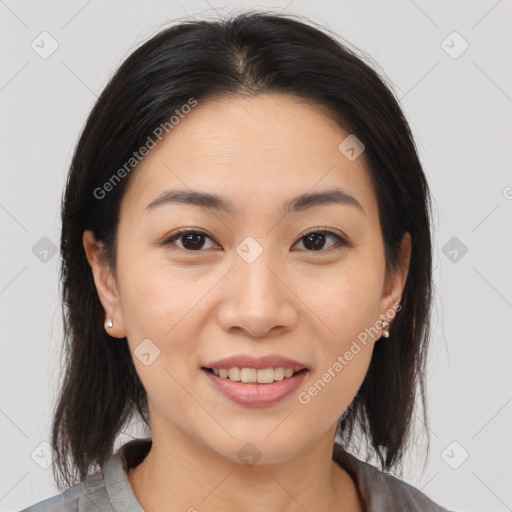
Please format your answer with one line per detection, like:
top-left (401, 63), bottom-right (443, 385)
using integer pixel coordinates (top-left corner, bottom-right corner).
top-left (202, 368), bottom-right (308, 407)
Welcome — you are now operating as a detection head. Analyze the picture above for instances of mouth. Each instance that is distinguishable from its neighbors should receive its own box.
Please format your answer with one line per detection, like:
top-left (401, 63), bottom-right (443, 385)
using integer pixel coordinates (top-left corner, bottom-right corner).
top-left (201, 365), bottom-right (309, 407)
top-left (201, 366), bottom-right (308, 384)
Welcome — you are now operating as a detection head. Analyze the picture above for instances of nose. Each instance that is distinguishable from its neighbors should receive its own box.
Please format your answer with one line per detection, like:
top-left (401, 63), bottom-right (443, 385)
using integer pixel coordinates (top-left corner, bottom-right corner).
top-left (216, 247), bottom-right (299, 338)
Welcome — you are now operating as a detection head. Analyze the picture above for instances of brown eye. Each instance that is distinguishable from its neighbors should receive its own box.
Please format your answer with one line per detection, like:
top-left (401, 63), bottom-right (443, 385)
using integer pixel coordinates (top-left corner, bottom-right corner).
top-left (163, 230), bottom-right (217, 251)
top-left (162, 228), bottom-right (350, 253)
top-left (294, 229), bottom-right (349, 252)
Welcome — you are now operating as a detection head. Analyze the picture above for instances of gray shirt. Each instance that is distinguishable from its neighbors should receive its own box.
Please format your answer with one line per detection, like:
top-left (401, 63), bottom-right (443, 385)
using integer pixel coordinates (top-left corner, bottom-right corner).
top-left (19, 438), bottom-right (450, 511)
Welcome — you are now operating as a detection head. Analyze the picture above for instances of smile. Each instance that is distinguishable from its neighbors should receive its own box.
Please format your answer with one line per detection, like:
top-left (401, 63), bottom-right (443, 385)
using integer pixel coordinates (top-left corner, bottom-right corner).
top-left (201, 367), bottom-right (309, 407)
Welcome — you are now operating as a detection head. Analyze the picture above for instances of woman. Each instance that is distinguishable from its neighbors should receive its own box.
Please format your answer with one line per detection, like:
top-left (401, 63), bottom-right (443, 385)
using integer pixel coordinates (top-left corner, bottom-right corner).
top-left (21, 11), bottom-right (450, 512)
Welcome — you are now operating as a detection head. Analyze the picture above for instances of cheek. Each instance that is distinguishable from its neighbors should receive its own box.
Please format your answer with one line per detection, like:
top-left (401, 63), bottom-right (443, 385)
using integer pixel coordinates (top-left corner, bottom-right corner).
top-left (284, 259), bottom-right (382, 420)
top-left (115, 250), bottom-right (216, 391)
top-left (297, 303), bottom-right (376, 427)
top-left (116, 249), bottom-right (206, 340)
top-left (296, 255), bottom-right (384, 347)
top-left (115, 255), bottom-right (204, 414)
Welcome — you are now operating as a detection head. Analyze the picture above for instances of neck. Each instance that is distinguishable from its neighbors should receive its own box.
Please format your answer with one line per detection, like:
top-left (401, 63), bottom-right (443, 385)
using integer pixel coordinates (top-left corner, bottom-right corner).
top-left (126, 425), bottom-right (362, 512)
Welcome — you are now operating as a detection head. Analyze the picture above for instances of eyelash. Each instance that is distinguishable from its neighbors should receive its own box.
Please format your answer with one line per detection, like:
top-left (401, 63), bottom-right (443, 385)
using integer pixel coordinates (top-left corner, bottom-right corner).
top-left (162, 227), bottom-right (351, 253)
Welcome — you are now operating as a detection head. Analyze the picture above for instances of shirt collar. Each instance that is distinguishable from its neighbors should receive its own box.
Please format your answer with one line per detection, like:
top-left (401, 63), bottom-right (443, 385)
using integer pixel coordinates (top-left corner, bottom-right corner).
top-left (102, 438), bottom-right (150, 511)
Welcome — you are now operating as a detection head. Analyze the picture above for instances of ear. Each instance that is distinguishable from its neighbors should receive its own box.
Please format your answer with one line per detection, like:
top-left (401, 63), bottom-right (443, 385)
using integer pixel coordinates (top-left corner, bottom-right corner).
top-left (379, 232), bottom-right (411, 319)
top-left (82, 230), bottom-right (127, 338)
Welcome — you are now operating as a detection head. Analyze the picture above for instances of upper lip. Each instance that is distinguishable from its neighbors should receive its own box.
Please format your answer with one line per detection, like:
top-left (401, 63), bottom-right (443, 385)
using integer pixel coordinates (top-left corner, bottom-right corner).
top-left (203, 354), bottom-right (309, 372)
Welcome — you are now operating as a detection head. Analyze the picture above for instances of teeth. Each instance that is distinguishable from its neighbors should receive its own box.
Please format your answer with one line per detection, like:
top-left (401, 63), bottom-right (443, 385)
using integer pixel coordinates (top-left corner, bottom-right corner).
top-left (211, 367), bottom-right (300, 383)
top-left (228, 367), bottom-right (241, 381)
top-left (273, 367), bottom-right (284, 380)
top-left (254, 368), bottom-right (273, 384)
top-left (240, 368), bottom-right (257, 383)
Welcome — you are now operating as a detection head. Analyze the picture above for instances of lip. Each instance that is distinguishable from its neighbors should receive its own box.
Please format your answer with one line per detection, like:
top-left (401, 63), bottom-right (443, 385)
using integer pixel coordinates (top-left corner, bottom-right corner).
top-left (202, 354), bottom-right (309, 372)
top-left (202, 367), bottom-right (309, 407)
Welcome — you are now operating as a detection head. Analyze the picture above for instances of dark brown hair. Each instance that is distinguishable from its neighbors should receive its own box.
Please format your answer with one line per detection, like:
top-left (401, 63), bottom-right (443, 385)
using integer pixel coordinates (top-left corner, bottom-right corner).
top-left (53, 10), bottom-right (434, 489)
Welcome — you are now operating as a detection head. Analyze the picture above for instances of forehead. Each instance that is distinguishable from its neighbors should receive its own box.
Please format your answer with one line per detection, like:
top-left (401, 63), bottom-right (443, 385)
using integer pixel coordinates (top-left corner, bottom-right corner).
top-left (120, 93), bottom-right (378, 222)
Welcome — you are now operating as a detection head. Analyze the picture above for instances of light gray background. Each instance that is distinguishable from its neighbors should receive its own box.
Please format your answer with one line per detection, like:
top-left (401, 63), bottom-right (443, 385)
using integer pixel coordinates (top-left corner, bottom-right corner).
top-left (1, 1), bottom-right (511, 511)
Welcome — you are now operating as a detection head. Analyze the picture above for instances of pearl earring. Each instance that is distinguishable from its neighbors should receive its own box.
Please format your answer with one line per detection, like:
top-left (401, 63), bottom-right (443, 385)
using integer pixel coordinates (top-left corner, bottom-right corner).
top-left (104, 317), bottom-right (113, 329)
top-left (382, 320), bottom-right (390, 339)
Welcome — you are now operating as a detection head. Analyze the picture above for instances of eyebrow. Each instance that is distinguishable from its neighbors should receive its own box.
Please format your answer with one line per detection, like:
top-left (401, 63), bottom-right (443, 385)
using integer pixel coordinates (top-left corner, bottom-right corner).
top-left (145, 187), bottom-right (365, 215)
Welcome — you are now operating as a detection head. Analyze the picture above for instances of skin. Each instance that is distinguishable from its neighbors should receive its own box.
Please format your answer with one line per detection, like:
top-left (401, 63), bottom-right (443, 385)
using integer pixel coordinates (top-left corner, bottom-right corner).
top-left (83, 93), bottom-right (410, 512)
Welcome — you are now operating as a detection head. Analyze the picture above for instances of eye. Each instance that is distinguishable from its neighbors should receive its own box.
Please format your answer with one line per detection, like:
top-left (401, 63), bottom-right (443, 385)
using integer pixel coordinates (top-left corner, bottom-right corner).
top-left (162, 228), bottom-right (351, 253)
top-left (162, 229), bottom-right (219, 251)
top-left (293, 228), bottom-right (350, 252)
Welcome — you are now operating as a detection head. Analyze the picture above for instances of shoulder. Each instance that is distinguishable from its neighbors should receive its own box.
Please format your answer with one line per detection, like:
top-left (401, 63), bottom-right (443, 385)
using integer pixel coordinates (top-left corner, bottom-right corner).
top-left (18, 438), bottom-right (150, 512)
top-left (359, 461), bottom-right (450, 512)
top-left (333, 444), bottom-right (451, 512)
top-left (17, 472), bottom-right (108, 512)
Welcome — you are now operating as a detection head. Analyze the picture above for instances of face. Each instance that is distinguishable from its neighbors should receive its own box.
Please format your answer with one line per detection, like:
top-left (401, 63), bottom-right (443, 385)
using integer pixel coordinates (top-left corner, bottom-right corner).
top-left (84, 93), bottom-right (409, 465)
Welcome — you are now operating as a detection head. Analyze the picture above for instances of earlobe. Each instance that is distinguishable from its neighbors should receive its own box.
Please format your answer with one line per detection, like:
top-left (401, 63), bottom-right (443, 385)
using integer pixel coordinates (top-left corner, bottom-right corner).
top-left (82, 230), bottom-right (127, 338)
